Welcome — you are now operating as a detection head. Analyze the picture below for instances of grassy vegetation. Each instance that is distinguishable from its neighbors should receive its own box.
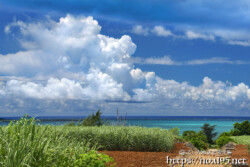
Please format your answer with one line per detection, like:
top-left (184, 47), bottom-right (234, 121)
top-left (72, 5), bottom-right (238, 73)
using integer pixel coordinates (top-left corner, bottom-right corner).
top-left (0, 117), bottom-right (114, 167)
top-left (0, 115), bottom-right (175, 166)
top-left (63, 109), bottom-right (174, 152)
top-left (231, 136), bottom-right (250, 146)
top-left (231, 136), bottom-right (250, 151)
top-left (0, 112), bottom-right (248, 166)
top-left (58, 126), bottom-right (175, 152)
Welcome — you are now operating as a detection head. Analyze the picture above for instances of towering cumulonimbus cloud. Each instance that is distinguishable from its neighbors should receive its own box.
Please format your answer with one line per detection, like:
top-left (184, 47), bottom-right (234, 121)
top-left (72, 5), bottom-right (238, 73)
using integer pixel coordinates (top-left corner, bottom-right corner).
top-left (0, 14), bottom-right (250, 115)
top-left (1, 15), bottom-right (138, 101)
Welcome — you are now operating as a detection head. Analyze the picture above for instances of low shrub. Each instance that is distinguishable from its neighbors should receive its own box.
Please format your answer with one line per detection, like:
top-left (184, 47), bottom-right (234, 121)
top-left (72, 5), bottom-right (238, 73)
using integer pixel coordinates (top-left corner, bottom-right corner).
top-left (182, 130), bottom-right (197, 140)
top-left (216, 135), bottom-right (234, 148)
top-left (74, 150), bottom-right (115, 167)
top-left (217, 132), bottom-right (232, 138)
top-left (183, 130), bottom-right (208, 150)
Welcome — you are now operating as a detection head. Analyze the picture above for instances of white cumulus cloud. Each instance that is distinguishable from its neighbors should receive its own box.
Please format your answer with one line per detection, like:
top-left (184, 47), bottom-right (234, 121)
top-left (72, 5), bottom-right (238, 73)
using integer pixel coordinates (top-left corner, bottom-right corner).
top-left (186, 31), bottom-right (215, 41)
top-left (0, 15), bottom-right (250, 115)
top-left (151, 26), bottom-right (173, 37)
top-left (132, 25), bottom-right (149, 36)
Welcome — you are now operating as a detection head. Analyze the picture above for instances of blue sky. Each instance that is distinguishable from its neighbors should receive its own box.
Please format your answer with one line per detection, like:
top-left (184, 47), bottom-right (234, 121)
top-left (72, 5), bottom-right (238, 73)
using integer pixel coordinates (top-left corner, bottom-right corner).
top-left (0, 0), bottom-right (250, 116)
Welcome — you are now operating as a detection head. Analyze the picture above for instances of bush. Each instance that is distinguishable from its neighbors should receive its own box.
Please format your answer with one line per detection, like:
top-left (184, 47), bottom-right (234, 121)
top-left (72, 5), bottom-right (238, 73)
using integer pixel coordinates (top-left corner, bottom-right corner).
top-left (182, 130), bottom-right (197, 140)
top-left (232, 120), bottom-right (250, 136)
top-left (74, 150), bottom-right (115, 167)
top-left (183, 130), bottom-right (208, 150)
top-left (216, 135), bottom-right (234, 148)
top-left (217, 132), bottom-right (232, 138)
top-left (189, 137), bottom-right (208, 150)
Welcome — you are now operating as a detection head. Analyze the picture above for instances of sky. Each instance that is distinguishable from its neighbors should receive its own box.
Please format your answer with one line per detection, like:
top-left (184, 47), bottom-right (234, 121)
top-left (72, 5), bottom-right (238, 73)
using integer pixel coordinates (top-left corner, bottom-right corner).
top-left (0, 0), bottom-right (250, 116)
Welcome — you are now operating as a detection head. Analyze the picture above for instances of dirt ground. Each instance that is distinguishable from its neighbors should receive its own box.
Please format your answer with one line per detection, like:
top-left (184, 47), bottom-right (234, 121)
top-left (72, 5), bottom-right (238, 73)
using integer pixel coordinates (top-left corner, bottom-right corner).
top-left (100, 143), bottom-right (250, 167)
top-left (231, 145), bottom-right (250, 167)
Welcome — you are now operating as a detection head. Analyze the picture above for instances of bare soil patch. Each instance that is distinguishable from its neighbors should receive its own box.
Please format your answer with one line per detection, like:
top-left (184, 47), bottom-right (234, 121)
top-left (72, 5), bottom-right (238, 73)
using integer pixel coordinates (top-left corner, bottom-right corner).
top-left (231, 145), bottom-right (249, 167)
top-left (100, 143), bottom-right (250, 167)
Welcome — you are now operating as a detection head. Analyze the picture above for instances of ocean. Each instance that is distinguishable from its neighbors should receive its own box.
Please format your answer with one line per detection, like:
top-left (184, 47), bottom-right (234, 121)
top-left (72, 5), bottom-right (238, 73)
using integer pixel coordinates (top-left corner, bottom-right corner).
top-left (0, 116), bottom-right (250, 135)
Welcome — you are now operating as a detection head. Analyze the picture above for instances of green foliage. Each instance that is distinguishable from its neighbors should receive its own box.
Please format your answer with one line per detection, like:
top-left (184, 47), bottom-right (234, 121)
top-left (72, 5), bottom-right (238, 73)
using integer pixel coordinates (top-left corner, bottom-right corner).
top-left (231, 135), bottom-right (250, 146)
top-left (78, 109), bottom-right (106, 126)
top-left (189, 137), bottom-right (208, 150)
top-left (182, 130), bottom-right (197, 140)
top-left (201, 123), bottom-right (217, 144)
top-left (40, 137), bottom-right (96, 167)
top-left (217, 132), bottom-right (232, 138)
top-left (215, 121), bottom-right (250, 148)
top-left (209, 144), bottom-right (217, 149)
top-left (0, 117), bottom-right (53, 167)
top-left (182, 130), bottom-right (208, 150)
top-left (65, 122), bottom-right (76, 126)
top-left (170, 127), bottom-right (184, 142)
top-left (215, 131), bottom-right (234, 148)
top-left (60, 126), bottom-right (175, 152)
top-left (182, 123), bottom-right (218, 149)
top-left (169, 127), bottom-right (180, 136)
top-left (231, 120), bottom-right (250, 136)
top-left (231, 135), bottom-right (250, 153)
top-left (0, 116), bottom-right (177, 166)
top-left (0, 117), bottom-right (107, 167)
top-left (74, 150), bottom-right (115, 167)
top-left (216, 135), bottom-right (234, 148)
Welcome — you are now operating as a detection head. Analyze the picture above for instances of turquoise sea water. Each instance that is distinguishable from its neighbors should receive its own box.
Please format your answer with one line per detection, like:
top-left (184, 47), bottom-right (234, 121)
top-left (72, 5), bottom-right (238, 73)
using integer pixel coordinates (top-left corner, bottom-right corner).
top-left (122, 119), bottom-right (245, 135)
top-left (0, 116), bottom-right (250, 135)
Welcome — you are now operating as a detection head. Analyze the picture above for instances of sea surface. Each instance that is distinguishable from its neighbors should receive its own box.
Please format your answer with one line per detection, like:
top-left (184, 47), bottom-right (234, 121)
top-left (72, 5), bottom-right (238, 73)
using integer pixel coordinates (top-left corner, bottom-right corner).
top-left (0, 116), bottom-right (250, 135)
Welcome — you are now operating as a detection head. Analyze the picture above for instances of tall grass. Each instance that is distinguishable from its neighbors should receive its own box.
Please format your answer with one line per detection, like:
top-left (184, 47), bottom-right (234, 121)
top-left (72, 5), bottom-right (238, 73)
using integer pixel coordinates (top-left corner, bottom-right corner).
top-left (59, 126), bottom-right (175, 152)
top-left (0, 117), bottom-right (175, 166)
top-left (0, 117), bottom-right (96, 167)
top-left (231, 136), bottom-right (250, 146)
top-left (231, 135), bottom-right (250, 152)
